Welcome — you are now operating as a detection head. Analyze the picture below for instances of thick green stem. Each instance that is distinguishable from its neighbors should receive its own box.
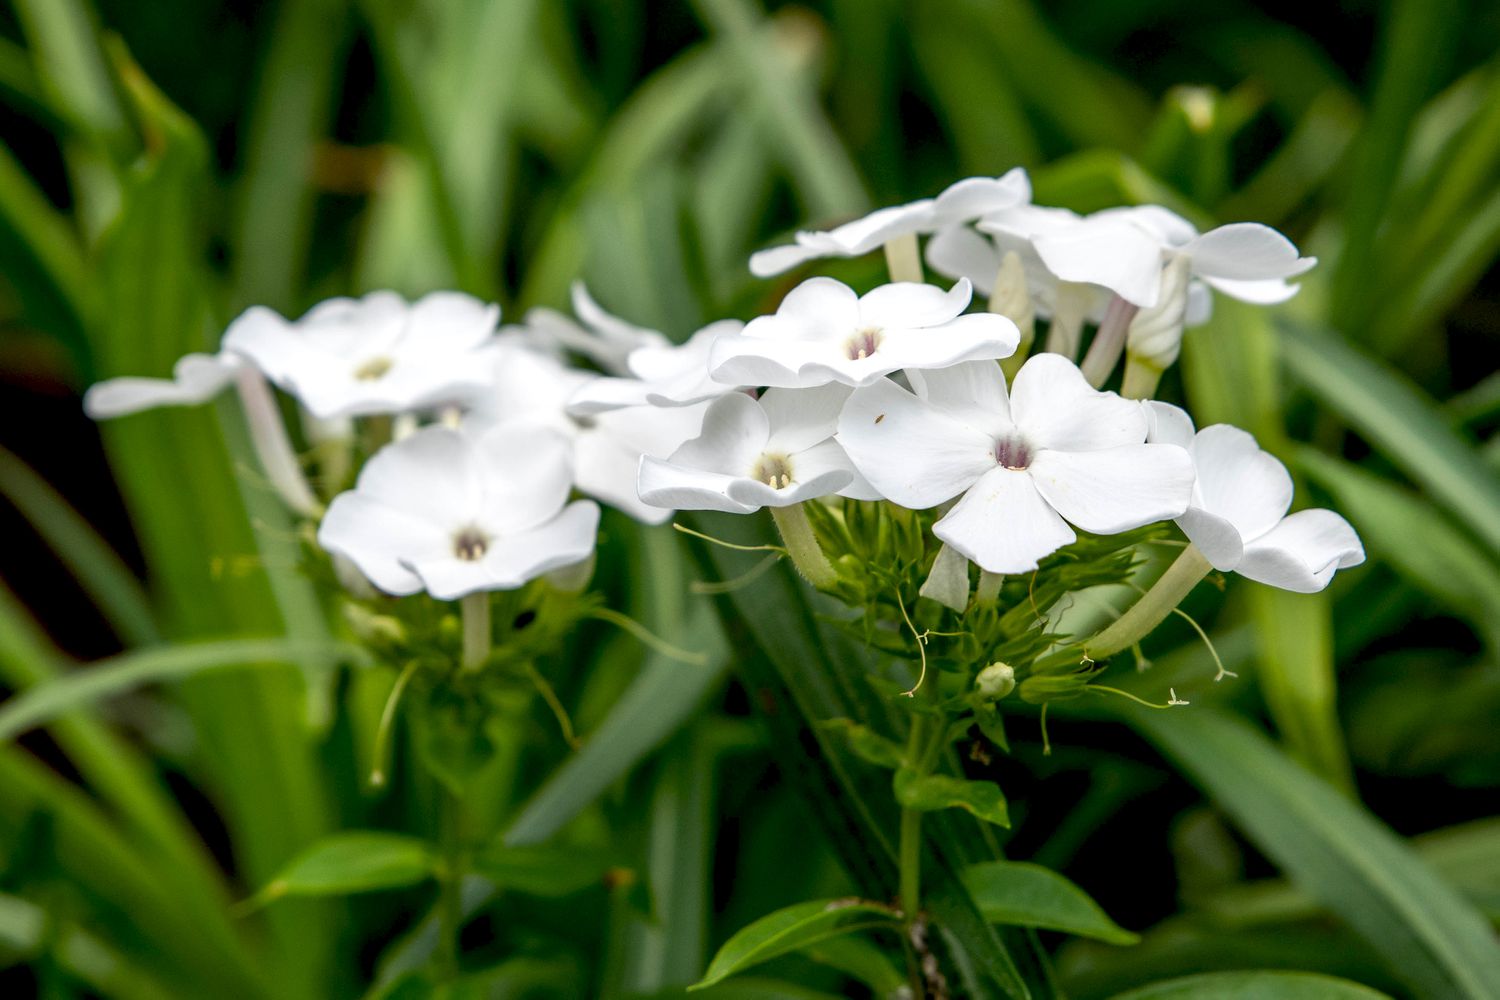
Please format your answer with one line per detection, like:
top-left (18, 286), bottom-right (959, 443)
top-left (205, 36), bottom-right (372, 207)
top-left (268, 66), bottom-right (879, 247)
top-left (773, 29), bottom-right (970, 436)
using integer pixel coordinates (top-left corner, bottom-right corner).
top-left (1079, 295), bottom-right (1139, 388)
top-left (898, 710), bottom-right (931, 922)
top-left (436, 787), bottom-right (465, 981)
top-left (770, 503), bottom-right (837, 590)
top-left (460, 592), bottom-right (491, 672)
top-left (1084, 545), bottom-right (1213, 661)
top-left (883, 233), bottom-right (923, 283)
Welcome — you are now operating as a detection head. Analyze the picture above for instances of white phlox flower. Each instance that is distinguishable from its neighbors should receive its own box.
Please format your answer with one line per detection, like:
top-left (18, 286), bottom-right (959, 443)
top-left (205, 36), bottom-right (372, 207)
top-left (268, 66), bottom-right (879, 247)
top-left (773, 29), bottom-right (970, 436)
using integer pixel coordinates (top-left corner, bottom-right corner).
top-left (471, 342), bottom-right (707, 524)
top-left (932, 205), bottom-right (1105, 317)
top-left (1031, 204), bottom-right (1316, 311)
top-left (1145, 402), bottom-right (1365, 593)
top-left (567, 319), bottom-right (746, 415)
top-left (748, 169), bottom-right (1031, 277)
top-left (222, 291), bottom-right (501, 419)
top-left (519, 282), bottom-right (671, 375)
top-left (317, 424), bottom-right (599, 600)
top-left (638, 385), bottom-right (877, 514)
top-left (708, 277), bottom-right (1019, 389)
top-left (83, 351), bottom-right (245, 419)
top-left (837, 356), bottom-right (1194, 573)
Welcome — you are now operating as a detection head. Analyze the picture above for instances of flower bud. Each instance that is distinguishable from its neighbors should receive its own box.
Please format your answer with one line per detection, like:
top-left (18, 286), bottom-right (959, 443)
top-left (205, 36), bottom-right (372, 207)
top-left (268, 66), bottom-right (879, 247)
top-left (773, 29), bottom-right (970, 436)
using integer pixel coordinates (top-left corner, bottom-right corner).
top-left (342, 601), bottom-right (407, 646)
top-left (1126, 254), bottom-right (1191, 369)
top-left (975, 662), bottom-right (1016, 700)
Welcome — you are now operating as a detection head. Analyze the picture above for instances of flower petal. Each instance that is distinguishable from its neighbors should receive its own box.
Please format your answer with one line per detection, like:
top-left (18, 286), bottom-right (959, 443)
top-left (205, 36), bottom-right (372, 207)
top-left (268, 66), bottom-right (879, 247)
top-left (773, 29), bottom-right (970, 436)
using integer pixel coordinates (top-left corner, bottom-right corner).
top-left (919, 542), bottom-right (971, 612)
top-left (574, 426), bottom-right (673, 524)
top-left (857, 278), bottom-right (971, 329)
top-left (480, 500), bottom-right (601, 591)
top-left (316, 494), bottom-right (442, 596)
top-left (925, 225), bottom-right (1001, 296)
top-left (1189, 424), bottom-right (1294, 542)
top-left (1177, 507), bottom-right (1245, 571)
top-left (83, 353), bottom-right (242, 418)
top-left (934, 467), bottom-right (1076, 573)
top-left (354, 426), bottom-right (480, 525)
top-left (637, 455), bottom-right (755, 514)
top-left (931, 168), bottom-right (1031, 226)
top-left (1033, 217), bottom-right (1166, 307)
top-left (1236, 508), bottom-right (1365, 593)
top-left (472, 423), bottom-right (574, 533)
top-left (1199, 274), bottom-right (1302, 304)
top-left (1183, 223), bottom-right (1317, 281)
top-left (873, 313), bottom-right (1020, 374)
top-left (907, 360), bottom-right (1013, 436)
top-left (1028, 443), bottom-right (1194, 534)
top-left (708, 336), bottom-right (836, 388)
top-left (776, 276), bottom-right (863, 331)
top-left (1009, 353), bottom-right (1146, 451)
top-left (762, 384), bottom-right (852, 454)
top-left (749, 243), bottom-right (820, 277)
top-left (669, 392), bottom-right (770, 476)
top-left (1141, 400), bottom-right (1196, 448)
top-left (836, 378), bottom-right (994, 508)
top-left (399, 291), bottom-right (500, 355)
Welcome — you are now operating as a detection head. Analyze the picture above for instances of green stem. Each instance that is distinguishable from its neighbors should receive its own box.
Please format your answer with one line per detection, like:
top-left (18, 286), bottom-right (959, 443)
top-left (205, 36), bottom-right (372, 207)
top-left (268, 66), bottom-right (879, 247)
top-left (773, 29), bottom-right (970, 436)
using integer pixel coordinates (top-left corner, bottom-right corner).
top-left (460, 592), bottom-right (491, 672)
top-left (436, 786), bottom-right (465, 982)
top-left (1084, 545), bottom-right (1213, 661)
top-left (1120, 354), bottom-right (1164, 400)
top-left (883, 232), bottom-right (923, 283)
top-left (770, 503), bottom-right (837, 590)
top-left (898, 711), bottom-right (930, 923)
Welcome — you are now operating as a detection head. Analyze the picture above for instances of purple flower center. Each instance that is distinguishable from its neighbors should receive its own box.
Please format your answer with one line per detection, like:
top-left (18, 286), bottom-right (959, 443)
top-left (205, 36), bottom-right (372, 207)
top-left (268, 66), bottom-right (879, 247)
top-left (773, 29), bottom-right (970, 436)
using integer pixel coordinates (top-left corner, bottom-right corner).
top-left (994, 436), bottom-right (1033, 471)
top-left (844, 327), bottom-right (883, 361)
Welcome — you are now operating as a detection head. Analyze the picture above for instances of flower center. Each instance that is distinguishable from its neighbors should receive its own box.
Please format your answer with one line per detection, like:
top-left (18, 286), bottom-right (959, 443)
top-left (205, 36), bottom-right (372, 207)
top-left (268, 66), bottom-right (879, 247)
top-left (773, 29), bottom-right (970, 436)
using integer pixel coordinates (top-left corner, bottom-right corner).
top-left (354, 355), bottom-right (394, 381)
top-left (752, 453), bottom-right (794, 490)
top-left (844, 327), bottom-right (883, 361)
top-left (994, 436), bottom-right (1033, 471)
top-left (452, 526), bottom-right (491, 561)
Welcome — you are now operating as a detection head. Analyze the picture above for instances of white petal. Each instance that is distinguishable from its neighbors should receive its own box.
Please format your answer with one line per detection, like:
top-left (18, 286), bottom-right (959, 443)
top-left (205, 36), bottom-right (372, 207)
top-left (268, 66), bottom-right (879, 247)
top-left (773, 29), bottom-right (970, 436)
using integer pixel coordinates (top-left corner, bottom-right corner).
top-left (908, 360), bottom-right (1013, 436)
top-left (83, 353), bottom-right (242, 418)
top-left (316, 493), bottom-right (442, 596)
top-left (1142, 400), bottom-right (1196, 448)
top-left (471, 423), bottom-right (573, 533)
top-left (749, 243), bottom-right (821, 277)
top-left (1028, 444), bottom-right (1194, 534)
top-left (401, 556), bottom-right (495, 602)
top-left (481, 501), bottom-right (601, 591)
top-left (571, 282), bottom-right (666, 350)
top-left (857, 278), bottom-right (971, 329)
top-left (574, 427), bottom-right (673, 525)
top-left (1009, 353), bottom-right (1146, 451)
top-left (1185, 279), bottom-right (1214, 325)
top-left (1199, 274), bottom-right (1302, 304)
top-left (935, 467), bottom-right (1076, 573)
top-left (401, 291), bottom-right (500, 354)
top-left (221, 306), bottom-right (307, 385)
top-left (1190, 425), bottom-right (1293, 543)
top-left (1177, 507), bottom-right (1245, 571)
top-left (777, 276), bottom-right (863, 330)
top-left (821, 199), bottom-right (936, 252)
top-left (919, 542), bottom-right (971, 612)
top-left (931, 169), bottom-right (1031, 227)
top-left (1033, 217), bottom-right (1166, 307)
top-left (567, 376), bottom-right (653, 415)
top-left (762, 384), bottom-right (852, 454)
top-left (872, 313), bottom-right (1020, 373)
top-left (708, 335), bottom-right (838, 389)
top-left (925, 225), bottom-right (1001, 296)
top-left (669, 392), bottom-right (770, 475)
top-left (1183, 223), bottom-right (1317, 281)
top-left (354, 426), bottom-right (481, 525)
top-left (1237, 508), bottom-right (1365, 593)
top-left (637, 455), bottom-right (755, 514)
top-left (725, 465), bottom-right (851, 508)
top-left (836, 378), bottom-right (993, 508)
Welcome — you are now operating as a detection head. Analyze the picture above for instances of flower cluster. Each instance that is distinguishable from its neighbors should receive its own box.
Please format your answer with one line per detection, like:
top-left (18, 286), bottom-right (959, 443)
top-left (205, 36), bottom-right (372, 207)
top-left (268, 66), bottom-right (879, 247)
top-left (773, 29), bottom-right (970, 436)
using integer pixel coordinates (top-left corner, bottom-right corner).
top-left (85, 167), bottom-right (1363, 702)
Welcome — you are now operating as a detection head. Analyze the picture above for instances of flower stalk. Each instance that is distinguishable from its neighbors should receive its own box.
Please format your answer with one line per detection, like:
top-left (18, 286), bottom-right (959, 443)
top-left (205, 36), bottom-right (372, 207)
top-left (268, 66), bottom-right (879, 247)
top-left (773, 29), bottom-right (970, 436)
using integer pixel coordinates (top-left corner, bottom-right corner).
top-left (883, 233), bottom-right (924, 283)
top-left (233, 369), bottom-right (321, 517)
top-left (1083, 544), bottom-right (1213, 661)
top-left (460, 593), bottom-right (491, 672)
top-left (1121, 356), bottom-right (1165, 400)
top-left (1079, 295), bottom-right (1140, 388)
top-left (990, 251), bottom-right (1036, 381)
top-left (770, 503), bottom-right (838, 590)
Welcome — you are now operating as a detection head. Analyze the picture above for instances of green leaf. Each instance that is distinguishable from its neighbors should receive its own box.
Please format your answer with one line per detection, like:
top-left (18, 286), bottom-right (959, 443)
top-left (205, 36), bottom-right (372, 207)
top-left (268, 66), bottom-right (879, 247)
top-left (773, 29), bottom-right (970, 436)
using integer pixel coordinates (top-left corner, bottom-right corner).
top-left (1278, 322), bottom-right (1500, 560)
top-left (961, 861), bottom-right (1139, 945)
top-left (1107, 970), bottom-right (1391, 999)
top-left (247, 832), bottom-right (435, 907)
top-left (690, 899), bottom-right (900, 991)
top-left (894, 769), bottom-right (1010, 828)
top-left (818, 718), bottom-right (906, 769)
top-left (1296, 447), bottom-right (1500, 648)
top-left (470, 843), bottom-right (616, 898)
top-left (0, 891), bottom-right (184, 1000)
top-left (797, 932), bottom-right (908, 996)
top-left (1125, 705), bottom-right (1500, 999)
top-left (0, 639), bottom-right (364, 744)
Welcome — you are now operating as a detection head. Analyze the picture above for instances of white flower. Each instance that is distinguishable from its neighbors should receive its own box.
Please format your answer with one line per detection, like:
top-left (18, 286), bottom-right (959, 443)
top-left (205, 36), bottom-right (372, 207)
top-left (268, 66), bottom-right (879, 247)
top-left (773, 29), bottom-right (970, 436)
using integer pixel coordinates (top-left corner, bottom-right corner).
top-left (317, 425), bottom-right (599, 600)
top-left (222, 291), bottom-right (501, 419)
top-left (749, 169), bottom-right (1030, 277)
top-left (837, 356), bottom-right (1194, 573)
top-left (708, 277), bottom-right (1019, 389)
top-left (638, 385), bottom-right (877, 513)
top-left (83, 352), bottom-right (245, 418)
top-left (567, 319), bottom-right (745, 415)
top-left (470, 342), bottom-right (707, 524)
top-left (1031, 205), bottom-right (1315, 310)
top-left (1145, 403), bottom-right (1364, 592)
top-left (519, 282), bottom-right (671, 375)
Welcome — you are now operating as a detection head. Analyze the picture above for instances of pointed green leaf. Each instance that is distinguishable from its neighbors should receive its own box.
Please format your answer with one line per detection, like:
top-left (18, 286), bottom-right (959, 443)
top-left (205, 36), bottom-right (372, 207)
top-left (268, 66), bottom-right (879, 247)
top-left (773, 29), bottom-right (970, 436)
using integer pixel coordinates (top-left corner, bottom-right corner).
top-left (470, 843), bottom-right (616, 898)
top-left (818, 718), bottom-right (906, 769)
top-left (962, 861), bottom-right (1139, 945)
top-left (247, 832), bottom-right (435, 908)
top-left (894, 769), bottom-right (1009, 827)
top-left (1125, 706), bottom-right (1500, 999)
top-left (1108, 970), bottom-right (1390, 999)
top-left (690, 899), bottom-right (900, 991)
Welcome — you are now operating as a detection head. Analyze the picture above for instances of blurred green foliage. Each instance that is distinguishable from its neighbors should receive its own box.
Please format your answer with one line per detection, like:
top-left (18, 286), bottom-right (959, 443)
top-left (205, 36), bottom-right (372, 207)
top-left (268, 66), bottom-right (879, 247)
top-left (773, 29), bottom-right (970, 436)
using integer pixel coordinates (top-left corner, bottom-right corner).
top-left (1, 0), bottom-right (1499, 997)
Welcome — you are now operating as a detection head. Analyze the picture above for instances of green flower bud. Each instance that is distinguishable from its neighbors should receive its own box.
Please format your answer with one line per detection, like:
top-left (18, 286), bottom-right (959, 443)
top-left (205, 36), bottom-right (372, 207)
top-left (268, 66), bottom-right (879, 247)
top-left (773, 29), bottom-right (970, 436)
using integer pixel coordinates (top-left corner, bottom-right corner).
top-left (975, 662), bottom-right (1016, 700)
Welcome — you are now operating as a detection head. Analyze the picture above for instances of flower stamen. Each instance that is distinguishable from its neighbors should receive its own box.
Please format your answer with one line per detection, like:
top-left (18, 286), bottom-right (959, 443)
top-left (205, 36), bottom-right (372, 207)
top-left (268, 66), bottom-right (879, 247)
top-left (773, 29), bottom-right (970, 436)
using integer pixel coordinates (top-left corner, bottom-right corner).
top-left (994, 436), bottom-right (1033, 471)
top-left (752, 453), bottom-right (794, 490)
top-left (844, 327), bottom-right (883, 361)
top-left (354, 356), bottom-right (394, 381)
top-left (453, 526), bottom-right (491, 561)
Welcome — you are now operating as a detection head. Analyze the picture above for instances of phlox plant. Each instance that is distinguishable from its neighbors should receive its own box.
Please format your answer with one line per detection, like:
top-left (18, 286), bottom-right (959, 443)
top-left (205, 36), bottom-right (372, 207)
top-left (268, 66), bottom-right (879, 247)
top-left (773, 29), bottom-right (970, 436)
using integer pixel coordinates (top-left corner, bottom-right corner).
top-left (79, 167), bottom-right (1364, 996)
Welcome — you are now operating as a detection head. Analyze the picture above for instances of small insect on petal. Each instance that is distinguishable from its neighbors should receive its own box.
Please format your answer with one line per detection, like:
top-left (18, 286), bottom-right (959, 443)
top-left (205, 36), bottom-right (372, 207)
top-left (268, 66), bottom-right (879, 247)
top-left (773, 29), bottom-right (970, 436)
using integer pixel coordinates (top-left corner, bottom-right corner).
top-left (874, 413), bottom-right (885, 424)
